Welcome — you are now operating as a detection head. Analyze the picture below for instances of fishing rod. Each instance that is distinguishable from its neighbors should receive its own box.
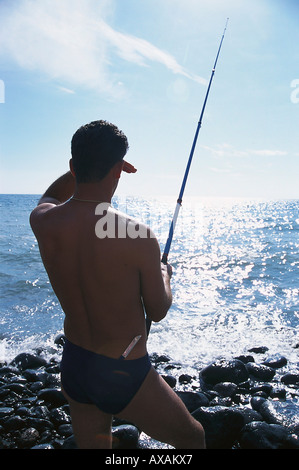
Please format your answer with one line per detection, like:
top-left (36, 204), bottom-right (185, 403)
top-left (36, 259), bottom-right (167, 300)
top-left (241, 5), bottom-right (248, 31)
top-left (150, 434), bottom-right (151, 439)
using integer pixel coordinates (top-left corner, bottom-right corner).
top-left (146, 19), bottom-right (229, 336)
top-left (161, 18), bottom-right (229, 265)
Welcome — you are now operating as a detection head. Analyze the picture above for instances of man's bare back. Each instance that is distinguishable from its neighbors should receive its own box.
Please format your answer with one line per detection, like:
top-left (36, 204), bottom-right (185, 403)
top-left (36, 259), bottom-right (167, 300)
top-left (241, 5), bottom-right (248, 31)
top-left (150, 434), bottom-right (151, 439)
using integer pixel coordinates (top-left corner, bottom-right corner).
top-left (31, 198), bottom-right (170, 360)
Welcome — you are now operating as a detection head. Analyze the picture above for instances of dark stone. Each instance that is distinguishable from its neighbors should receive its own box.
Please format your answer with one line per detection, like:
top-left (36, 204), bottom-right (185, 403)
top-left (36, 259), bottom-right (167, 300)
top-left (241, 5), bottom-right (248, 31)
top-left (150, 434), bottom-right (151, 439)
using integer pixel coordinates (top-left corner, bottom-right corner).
top-left (250, 396), bottom-right (267, 412)
top-left (192, 405), bottom-right (244, 449)
top-left (246, 362), bottom-right (276, 381)
top-left (16, 427), bottom-right (40, 449)
top-left (200, 359), bottom-right (249, 386)
top-left (37, 388), bottom-right (67, 406)
top-left (0, 407), bottom-right (14, 420)
top-left (22, 368), bottom-right (49, 384)
top-left (112, 424), bottom-right (140, 449)
top-left (57, 424), bottom-right (73, 437)
top-left (176, 391), bottom-right (209, 412)
top-left (50, 407), bottom-right (71, 426)
top-left (250, 384), bottom-right (273, 397)
top-left (248, 346), bottom-right (269, 354)
top-left (234, 355), bottom-right (254, 364)
top-left (258, 400), bottom-right (299, 433)
top-left (270, 387), bottom-right (287, 399)
top-left (154, 354), bottom-right (171, 365)
top-left (262, 354), bottom-right (288, 369)
top-left (31, 405), bottom-right (50, 420)
top-left (61, 435), bottom-right (77, 449)
top-left (26, 417), bottom-right (54, 433)
top-left (54, 334), bottom-right (66, 347)
top-left (210, 396), bottom-right (232, 407)
top-left (239, 421), bottom-right (299, 449)
top-left (45, 364), bottom-right (61, 374)
top-left (214, 382), bottom-right (238, 398)
top-left (10, 353), bottom-right (47, 371)
top-left (31, 443), bottom-right (55, 449)
top-left (281, 372), bottom-right (299, 385)
top-left (0, 382), bottom-right (32, 396)
top-left (15, 406), bottom-right (31, 418)
top-left (179, 374), bottom-right (193, 384)
top-left (236, 407), bottom-right (263, 425)
top-left (162, 375), bottom-right (176, 388)
top-left (3, 415), bottom-right (26, 431)
top-left (0, 365), bottom-right (20, 377)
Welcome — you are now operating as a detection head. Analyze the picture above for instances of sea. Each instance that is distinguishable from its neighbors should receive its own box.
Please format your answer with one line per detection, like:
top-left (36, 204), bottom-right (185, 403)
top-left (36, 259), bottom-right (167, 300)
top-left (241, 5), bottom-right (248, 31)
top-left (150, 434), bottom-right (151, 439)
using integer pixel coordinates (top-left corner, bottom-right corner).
top-left (0, 194), bottom-right (298, 378)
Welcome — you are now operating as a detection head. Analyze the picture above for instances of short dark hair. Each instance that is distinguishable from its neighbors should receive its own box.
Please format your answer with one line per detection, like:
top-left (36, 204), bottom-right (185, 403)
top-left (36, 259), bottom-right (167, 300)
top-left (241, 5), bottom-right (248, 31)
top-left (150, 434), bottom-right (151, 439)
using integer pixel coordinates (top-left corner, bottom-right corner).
top-left (71, 120), bottom-right (129, 183)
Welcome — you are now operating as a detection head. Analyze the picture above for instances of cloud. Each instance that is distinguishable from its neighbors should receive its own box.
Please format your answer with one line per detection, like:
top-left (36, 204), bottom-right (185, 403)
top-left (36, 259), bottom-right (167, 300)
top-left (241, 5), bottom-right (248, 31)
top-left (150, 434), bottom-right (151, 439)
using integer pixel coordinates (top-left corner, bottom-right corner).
top-left (250, 150), bottom-right (287, 157)
top-left (0, 0), bottom-right (207, 97)
top-left (202, 144), bottom-right (287, 159)
top-left (57, 86), bottom-right (76, 95)
top-left (201, 144), bottom-right (248, 158)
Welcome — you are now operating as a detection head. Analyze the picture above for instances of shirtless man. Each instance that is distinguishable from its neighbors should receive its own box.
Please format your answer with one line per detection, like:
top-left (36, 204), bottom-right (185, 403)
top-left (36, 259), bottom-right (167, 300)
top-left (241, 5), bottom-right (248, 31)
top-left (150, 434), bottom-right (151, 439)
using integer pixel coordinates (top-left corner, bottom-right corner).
top-left (30, 120), bottom-right (205, 449)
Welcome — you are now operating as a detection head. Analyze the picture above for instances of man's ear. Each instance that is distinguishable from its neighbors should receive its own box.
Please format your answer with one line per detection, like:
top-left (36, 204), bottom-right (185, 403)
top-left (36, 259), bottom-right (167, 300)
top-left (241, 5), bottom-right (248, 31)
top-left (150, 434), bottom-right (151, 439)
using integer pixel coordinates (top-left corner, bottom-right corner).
top-left (113, 160), bottom-right (124, 179)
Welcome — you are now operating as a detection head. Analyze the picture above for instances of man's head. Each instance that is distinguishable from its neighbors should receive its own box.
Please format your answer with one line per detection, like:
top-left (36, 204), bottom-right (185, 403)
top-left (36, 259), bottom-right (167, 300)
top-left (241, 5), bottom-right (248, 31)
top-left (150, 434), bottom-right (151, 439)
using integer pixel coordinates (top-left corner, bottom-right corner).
top-left (71, 120), bottom-right (129, 184)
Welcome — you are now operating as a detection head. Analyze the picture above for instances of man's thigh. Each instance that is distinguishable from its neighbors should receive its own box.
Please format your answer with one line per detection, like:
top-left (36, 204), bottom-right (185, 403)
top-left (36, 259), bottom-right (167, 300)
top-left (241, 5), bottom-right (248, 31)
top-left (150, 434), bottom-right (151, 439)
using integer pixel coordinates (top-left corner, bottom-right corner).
top-left (63, 388), bottom-right (113, 449)
top-left (116, 366), bottom-right (200, 446)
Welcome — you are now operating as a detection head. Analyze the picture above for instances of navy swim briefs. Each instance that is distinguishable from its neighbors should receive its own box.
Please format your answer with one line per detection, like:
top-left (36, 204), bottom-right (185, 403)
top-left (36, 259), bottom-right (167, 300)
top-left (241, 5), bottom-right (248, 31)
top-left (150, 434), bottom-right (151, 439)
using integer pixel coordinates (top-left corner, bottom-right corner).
top-left (60, 338), bottom-right (151, 414)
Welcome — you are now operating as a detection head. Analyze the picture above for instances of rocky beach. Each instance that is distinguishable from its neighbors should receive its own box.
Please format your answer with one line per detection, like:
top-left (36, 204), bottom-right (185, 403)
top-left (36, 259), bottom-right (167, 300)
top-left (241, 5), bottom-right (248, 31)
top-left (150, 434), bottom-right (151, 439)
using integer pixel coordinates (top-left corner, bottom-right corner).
top-left (0, 334), bottom-right (298, 450)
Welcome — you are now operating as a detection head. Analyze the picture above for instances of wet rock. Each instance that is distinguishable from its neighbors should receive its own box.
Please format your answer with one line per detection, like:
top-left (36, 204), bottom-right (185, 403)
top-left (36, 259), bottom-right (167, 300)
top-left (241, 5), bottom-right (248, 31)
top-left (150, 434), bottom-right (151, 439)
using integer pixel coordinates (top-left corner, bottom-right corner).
top-left (281, 372), bottom-right (299, 385)
top-left (31, 443), bottom-right (55, 449)
top-left (10, 353), bottom-right (47, 371)
top-left (162, 375), bottom-right (176, 388)
top-left (0, 407), bottom-right (14, 419)
top-left (236, 407), bottom-right (263, 425)
top-left (37, 388), bottom-right (67, 407)
top-left (0, 340), bottom-right (298, 449)
top-left (262, 354), bottom-right (288, 369)
top-left (57, 424), bottom-right (73, 437)
top-left (199, 359), bottom-right (249, 386)
top-left (214, 382), bottom-right (238, 398)
top-left (0, 366), bottom-right (21, 378)
top-left (270, 387), bottom-right (287, 399)
top-left (239, 421), bottom-right (299, 449)
top-left (54, 334), bottom-right (66, 347)
top-left (248, 346), bottom-right (269, 354)
top-left (23, 369), bottom-right (49, 385)
top-left (26, 417), bottom-right (54, 433)
top-left (250, 384), bottom-right (273, 397)
top-left (258, 400), bottom-right (299, 434)
top-left (179, 374), bottom-right (193, 384)
top-left (49, 407), bottom-right (71, 426)
top-left (3, 415), bottom-right (27, 432)
top-left (112, 424), bottom-right (140, 449)
top-left (176, 391), bottom-right (210, 412)
top-left (192, 405), bottom-right (244, 449)
top-left (246, 362), bottom-right (276, 381)
top-left (234, 355), bottom-right (254, 364)
top-left (61, 435), bottom-right (77, 449)
top-left (16, 427), bottom-right (40, 449)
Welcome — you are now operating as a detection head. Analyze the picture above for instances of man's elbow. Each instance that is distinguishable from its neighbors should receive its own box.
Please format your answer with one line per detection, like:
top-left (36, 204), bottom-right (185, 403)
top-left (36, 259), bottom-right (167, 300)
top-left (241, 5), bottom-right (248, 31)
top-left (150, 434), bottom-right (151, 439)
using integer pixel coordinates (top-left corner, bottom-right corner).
top-left (147, 301), bottom-right (172, 323)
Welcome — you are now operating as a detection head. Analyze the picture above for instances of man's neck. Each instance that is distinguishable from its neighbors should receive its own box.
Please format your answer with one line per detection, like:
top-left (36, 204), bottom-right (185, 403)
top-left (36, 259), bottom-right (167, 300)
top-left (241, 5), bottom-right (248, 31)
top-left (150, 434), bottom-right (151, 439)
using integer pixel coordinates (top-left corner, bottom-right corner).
top-left (73, 182), bottom-right (113, 204)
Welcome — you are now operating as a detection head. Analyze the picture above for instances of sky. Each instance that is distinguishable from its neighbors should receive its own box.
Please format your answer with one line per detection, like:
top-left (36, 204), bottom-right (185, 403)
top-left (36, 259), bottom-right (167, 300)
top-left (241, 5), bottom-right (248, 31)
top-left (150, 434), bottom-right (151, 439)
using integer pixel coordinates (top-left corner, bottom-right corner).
top-left (0, 0), bottom-right (298, 199)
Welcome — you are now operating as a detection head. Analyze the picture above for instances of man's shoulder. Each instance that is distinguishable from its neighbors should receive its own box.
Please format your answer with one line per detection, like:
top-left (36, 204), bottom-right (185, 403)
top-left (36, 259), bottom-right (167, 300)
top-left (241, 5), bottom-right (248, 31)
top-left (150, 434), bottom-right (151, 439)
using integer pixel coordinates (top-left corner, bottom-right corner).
top-left (29, 199), bottom-right (61, 235)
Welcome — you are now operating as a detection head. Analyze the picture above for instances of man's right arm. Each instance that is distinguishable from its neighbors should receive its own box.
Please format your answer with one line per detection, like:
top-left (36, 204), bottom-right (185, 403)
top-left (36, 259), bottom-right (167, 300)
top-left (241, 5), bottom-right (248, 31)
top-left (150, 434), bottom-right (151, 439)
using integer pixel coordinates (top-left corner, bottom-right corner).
top-left (30, 171), bottom-right (75, 237)
top-left (139, 235), bottom-right (173, 322)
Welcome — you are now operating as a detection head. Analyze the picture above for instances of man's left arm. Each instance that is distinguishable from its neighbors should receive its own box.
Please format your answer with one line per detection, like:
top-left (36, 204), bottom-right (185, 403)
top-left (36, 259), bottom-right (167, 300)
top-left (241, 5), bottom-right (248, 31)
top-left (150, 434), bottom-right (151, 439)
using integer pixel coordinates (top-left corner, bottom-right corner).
top-left (37, 171), bottom-right (75, 206)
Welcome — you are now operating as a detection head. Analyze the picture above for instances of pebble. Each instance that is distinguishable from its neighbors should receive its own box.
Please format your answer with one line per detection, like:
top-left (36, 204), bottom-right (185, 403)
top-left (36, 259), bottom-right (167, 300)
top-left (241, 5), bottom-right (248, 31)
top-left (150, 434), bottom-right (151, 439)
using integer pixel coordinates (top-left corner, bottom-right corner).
top-left (0, 337), bottom-right (298, 449)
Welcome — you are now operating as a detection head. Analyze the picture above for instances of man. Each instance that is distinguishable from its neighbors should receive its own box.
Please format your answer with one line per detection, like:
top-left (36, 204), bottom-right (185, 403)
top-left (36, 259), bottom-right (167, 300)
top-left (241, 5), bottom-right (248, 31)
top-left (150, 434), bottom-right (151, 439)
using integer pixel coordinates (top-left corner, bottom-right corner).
top-left (30, 120), bottom-right (205, 449)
